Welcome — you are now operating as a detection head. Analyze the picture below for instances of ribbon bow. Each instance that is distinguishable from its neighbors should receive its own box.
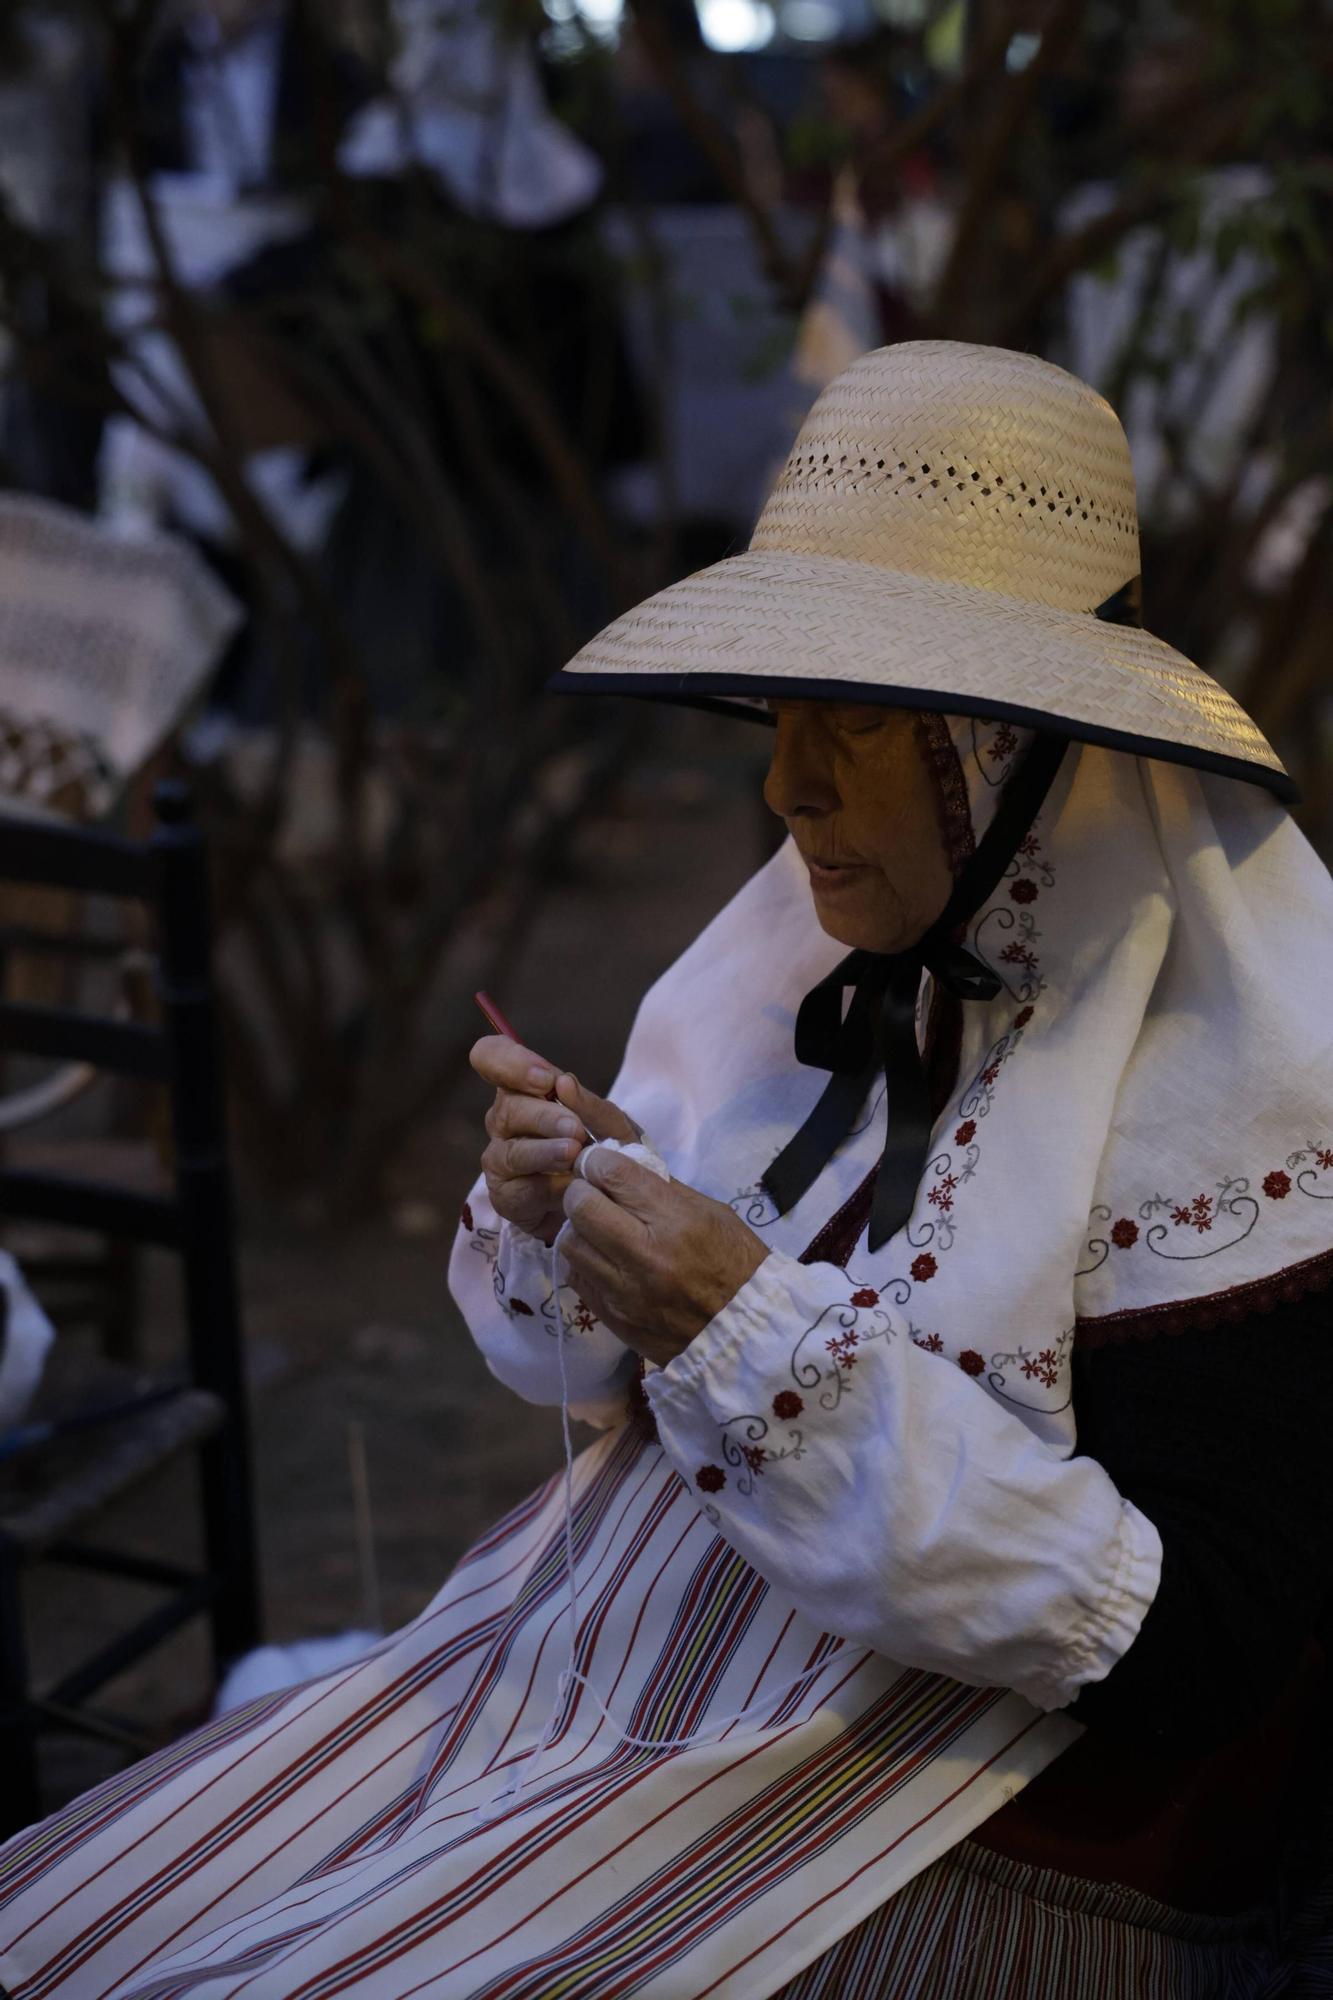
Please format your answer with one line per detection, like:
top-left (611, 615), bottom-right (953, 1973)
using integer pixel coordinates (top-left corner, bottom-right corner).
top-left (761, 731), bottom-right (1070, 1252)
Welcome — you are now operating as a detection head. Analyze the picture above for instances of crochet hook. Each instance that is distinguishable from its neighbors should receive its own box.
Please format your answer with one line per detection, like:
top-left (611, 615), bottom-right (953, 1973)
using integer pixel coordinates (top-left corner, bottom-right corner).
top-left (475, 990), bottom-right (560, 1101)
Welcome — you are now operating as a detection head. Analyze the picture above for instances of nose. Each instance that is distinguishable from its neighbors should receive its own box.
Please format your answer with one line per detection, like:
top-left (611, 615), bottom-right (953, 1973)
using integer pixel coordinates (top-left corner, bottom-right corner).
top-left (762, 709), bottom-right (840, 822)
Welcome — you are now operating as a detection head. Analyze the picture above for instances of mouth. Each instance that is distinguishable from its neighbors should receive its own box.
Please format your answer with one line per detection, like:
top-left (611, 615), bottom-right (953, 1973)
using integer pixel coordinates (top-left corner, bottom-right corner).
top-left (806, 857), bottom-right (867, 887)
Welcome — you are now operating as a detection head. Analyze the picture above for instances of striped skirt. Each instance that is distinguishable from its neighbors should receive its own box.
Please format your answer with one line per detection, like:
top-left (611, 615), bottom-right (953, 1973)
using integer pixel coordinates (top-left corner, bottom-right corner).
top-left (775, 1828), bottom-right (1333, 2000)
top-left (1, 1832), bottom-right (1328, 2000)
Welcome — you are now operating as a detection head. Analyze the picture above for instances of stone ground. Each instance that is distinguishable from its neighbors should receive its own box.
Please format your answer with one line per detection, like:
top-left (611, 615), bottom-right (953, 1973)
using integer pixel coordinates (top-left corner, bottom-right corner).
top-left (20, 702), bottom-right (781, 1810)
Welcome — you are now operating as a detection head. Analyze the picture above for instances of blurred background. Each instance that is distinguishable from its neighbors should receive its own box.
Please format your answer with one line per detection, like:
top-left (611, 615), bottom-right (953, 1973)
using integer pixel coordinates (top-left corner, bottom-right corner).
top-left (0, 0), bottom-right (1330, 1807)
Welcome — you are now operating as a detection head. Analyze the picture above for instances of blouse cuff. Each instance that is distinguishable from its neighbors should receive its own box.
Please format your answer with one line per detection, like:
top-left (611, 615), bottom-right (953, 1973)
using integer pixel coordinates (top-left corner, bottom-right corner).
top-left (644, 1247), bottom-right (1165, 1715)
top-left (1038, 1498), bottom-right (1164, 1712)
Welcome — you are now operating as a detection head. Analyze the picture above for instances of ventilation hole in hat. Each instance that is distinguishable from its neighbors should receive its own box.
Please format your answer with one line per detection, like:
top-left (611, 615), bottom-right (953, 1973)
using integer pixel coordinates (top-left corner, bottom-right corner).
top-left (971, 472), bottom-right (980, 481)
top-left (876, 459), bottom-right (884, 469)
top-left (921, 463), bottom-right (931, 473)
top-left (981, 487), bottom-right (992, 496)
top-left (947, 466), bottom-right (956, 476)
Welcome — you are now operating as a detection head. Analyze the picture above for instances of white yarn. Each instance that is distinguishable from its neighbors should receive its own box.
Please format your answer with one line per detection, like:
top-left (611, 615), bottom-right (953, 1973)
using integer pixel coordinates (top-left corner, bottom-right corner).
top-left (472, 1137), bottom-right (831, 1823)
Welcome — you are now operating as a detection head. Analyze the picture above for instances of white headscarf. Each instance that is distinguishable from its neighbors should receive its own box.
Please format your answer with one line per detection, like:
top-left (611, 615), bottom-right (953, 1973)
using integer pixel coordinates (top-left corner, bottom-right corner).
top-left (608, 721), bottom-right (1333, 1454)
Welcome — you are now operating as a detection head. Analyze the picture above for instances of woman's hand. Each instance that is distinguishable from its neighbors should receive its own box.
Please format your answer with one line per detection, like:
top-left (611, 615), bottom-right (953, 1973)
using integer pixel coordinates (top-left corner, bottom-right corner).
top-left (559, 1150), bottom-right (770, 1369)
top-left (469, 1036), bottom-right (642, 1248)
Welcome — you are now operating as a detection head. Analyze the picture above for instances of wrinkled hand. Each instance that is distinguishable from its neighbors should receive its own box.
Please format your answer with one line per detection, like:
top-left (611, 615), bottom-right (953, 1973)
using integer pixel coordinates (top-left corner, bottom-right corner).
top-left (560, 1150), bottom-right (770, 1370)
top-left (471, 1035), bottom-right (642, 1248)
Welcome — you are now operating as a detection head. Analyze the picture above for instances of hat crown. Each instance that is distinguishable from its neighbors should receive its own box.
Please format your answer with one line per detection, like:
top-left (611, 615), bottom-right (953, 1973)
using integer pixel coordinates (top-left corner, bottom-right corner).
top-left (752, 342), bottom-right (1140, 615)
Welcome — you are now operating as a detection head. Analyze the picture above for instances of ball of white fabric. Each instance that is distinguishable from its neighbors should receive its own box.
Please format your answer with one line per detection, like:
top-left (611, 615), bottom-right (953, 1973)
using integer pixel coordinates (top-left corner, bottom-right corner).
top-left (572, 1137), bottom-right (671, 1184)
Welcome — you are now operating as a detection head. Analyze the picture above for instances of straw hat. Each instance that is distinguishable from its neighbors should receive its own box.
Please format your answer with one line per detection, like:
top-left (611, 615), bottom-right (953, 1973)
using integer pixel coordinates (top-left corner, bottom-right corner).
top-left (548, 341), bottom-right (1293, 802)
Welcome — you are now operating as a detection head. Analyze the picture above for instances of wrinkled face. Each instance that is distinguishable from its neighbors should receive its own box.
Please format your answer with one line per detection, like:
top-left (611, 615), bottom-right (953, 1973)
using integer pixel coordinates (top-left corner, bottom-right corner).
top-left (761, 699), bottom-right (954, 953)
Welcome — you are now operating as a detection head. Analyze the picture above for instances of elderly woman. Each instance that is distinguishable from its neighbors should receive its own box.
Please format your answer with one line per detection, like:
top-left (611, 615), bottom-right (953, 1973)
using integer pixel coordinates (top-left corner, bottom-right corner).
top-left (3, 343), bottom-right (1332, 1998)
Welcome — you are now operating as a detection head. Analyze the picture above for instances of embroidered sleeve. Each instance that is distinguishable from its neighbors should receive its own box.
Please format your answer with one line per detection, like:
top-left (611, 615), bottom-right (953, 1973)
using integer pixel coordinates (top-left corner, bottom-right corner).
top-left (446, 1173), bottom-right (637, 1413)
top-left (643, 1245), bottom-right (1162, 1713)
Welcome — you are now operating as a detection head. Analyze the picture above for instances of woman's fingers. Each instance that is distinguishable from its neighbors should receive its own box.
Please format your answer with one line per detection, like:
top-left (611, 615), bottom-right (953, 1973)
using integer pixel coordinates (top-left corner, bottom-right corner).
top-left (553, 1073), bottom-right (643, 1145)
top-left (485, 1093), bottom-right (585, 1144)
top-left (469, 1034), bottom-right (560, 1095)
top-left (555, 1218), bottom-right (621, 1295)
top-left (484, 1133), bottom-right (583, 1180)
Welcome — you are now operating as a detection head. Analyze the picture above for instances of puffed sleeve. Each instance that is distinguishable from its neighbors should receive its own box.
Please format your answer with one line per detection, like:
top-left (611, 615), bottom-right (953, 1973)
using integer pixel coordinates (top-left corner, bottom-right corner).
top-left (643, 1244), bottom-right (1163, 1714)
top-left (446, 1170), bottom-right (637, 1417)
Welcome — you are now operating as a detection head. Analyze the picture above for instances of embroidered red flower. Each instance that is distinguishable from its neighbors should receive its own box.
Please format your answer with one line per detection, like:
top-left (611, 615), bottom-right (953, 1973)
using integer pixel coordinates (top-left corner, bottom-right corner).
top-left (979, 1063), bottom-right (1001, 1086)
top-left (772, 1390), bottom-right (804, 1420)
top-left (910, 1253), bottom-right (938, 1283)
top-left (1318, 1150), bottom-right (1333, 1171)
top-left (1009, 879), bottom-right (1038, 904)
top-left (573, 1305), bottom-right (597, 1331)
top-left (461, 1201), bottom-right (474, 1231)
top-left (926, 1184), bottom-right (954, 1211)
top-left (1264, 1170), bottom-right (1292, 1200)
top-left (828, 1331), bottom-right (860, 1369)
top-left (999, 943), bottom-right (1037, 971)
top-left (913, 1331), bottom-right (944, 1353)
top-left (989, 724), bottom-right (1018, 762)
top-left (954, 1119), bottom-right (977, 1146)
top-left (696, 1465), bottom-right (726, 1493)
top-left (958, 1349), bottom-right (986, 1376)
top-left (1111, 1217), bottom-right (1139, 1248)
top-left (509, 1297), bottom-right (534, 1316)
top-left (1014, 1006), bottom-right (1034, 1029)
top-left (742, 1444), bottom-right (766, 1475)
top-left (850, 1287), bottom-right (879, 1307)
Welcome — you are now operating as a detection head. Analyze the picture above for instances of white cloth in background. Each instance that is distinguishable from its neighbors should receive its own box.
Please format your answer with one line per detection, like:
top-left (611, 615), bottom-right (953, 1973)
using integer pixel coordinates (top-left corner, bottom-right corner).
top-left (0, 1253), bottom-right (56, 1432)
top-left (339, 0), bottom-right (601, 228)
top-left (96, 171), bottom-right (335, 547)
top-left (0, 490), bottom-right (241, 817)
top-left (178, 6), bottom-right (284, 190)
top-left (1059, 167), bottom-right (1279, 527)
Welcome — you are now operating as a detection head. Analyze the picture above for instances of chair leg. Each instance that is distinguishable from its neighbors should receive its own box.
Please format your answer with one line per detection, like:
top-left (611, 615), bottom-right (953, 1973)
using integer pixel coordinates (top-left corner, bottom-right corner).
top-left (195, 1433), bottom-right (261, 1683)
top-left (0, 1552), bottom-right (43, 1840)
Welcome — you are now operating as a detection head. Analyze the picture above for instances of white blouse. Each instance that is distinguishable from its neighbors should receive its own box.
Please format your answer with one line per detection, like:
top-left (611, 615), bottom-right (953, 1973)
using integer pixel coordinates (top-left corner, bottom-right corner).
top-left (484, 1208), bottom-right (1161, 1714)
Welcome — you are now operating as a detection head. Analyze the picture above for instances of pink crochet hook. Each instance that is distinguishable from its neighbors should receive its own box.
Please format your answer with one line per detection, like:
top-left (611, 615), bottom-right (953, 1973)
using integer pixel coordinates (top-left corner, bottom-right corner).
top-left (475, 990), bottom-right (561, 1102)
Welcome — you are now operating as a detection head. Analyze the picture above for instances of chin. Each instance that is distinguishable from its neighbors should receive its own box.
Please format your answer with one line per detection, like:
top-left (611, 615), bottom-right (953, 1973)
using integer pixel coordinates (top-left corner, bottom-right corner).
top-left (813, 908), bottom-right (908, 954)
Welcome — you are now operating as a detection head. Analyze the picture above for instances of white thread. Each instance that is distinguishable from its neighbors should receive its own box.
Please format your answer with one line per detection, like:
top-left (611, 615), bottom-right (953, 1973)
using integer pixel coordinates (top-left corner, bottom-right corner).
top-left (472, 1138), bottom-right (833, 1825)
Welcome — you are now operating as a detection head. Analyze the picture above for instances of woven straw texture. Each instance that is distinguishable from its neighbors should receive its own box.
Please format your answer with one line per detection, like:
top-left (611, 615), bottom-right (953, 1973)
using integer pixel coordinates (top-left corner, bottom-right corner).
top-left (556, 342), bottom-right (1287, 791)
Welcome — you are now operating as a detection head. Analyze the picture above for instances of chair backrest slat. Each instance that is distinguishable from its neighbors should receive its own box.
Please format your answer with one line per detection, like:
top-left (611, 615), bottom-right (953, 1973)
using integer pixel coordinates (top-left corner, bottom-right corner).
top-left (0, 1168), bottom-right (182, 1246)
top-left (0, 1002), bottom-right (170, 1080)
top-left (0, 818), bottom-right (153, 900)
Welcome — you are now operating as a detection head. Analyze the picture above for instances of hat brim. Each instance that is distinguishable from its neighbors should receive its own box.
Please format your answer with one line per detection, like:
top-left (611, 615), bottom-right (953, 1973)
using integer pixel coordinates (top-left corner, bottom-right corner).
top-left (546, 550), bottom-right (1295, 804)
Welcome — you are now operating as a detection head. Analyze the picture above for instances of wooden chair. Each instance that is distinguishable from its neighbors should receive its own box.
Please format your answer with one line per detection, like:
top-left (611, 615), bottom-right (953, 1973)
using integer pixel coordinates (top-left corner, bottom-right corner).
top-left (0, 782), bottom-right (260, 1836)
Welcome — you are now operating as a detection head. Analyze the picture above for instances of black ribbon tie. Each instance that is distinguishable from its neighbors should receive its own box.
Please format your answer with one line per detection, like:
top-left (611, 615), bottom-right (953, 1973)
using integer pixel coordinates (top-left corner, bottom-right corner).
top-left (761, 732), bottom-right (1070, 1253)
